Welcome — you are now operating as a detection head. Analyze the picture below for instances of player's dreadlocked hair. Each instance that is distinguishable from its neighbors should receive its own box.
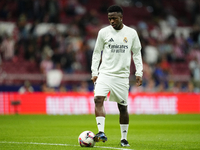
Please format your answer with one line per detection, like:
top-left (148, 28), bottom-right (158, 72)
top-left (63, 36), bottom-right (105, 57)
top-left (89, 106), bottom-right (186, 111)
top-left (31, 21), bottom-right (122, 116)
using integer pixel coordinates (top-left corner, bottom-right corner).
top-left (107, 5), bottom-right (123, 14)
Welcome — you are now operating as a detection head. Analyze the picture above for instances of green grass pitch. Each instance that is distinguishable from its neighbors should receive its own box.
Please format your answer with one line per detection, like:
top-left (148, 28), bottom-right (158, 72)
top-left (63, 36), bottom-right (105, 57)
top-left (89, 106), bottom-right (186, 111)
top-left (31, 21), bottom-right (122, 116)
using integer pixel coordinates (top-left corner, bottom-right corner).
top-left (0, 114), bottom-right (200, 150)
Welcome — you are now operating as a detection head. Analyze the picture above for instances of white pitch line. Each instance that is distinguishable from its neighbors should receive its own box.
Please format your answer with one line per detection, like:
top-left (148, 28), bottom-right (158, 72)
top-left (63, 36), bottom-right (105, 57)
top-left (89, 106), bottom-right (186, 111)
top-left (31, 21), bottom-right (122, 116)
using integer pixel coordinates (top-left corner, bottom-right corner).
top-left (0, 141), bottom-right (134, 150)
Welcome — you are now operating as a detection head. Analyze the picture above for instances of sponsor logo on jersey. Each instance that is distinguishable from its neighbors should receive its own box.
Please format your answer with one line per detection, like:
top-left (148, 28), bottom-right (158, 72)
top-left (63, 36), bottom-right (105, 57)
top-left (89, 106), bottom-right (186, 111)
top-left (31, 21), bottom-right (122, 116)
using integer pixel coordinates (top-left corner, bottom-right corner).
top-left (123, 37), bottom-right (128, 43)
top-left (108, 44), bottom-right (128, 53)
top-left (108, 44), bottom-right (128, 49)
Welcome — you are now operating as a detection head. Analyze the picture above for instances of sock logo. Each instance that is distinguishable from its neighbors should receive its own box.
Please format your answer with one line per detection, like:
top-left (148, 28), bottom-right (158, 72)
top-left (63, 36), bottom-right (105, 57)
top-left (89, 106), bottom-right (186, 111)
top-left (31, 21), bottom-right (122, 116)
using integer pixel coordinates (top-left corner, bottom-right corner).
top-left (123, 130), bottom-right (127, 133)
top-left (97, 123), bottom-right (101, 125)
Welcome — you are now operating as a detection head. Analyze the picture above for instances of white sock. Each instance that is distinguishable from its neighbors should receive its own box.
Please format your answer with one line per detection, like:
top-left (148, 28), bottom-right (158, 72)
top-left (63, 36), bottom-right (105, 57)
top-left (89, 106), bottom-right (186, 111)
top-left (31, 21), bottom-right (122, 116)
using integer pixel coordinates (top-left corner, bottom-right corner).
top-left (120, 124), bottom-right (129, 140)
top-left (96, 117), bottom-right (105, 133)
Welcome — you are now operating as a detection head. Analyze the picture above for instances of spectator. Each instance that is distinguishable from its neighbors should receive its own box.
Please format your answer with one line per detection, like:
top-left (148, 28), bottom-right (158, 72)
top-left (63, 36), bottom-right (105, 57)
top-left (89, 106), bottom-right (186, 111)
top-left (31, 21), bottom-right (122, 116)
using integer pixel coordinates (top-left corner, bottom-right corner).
top-left (84, 41), bottom-right (93, 72)
top-left (0, 0), bottom-right (200, 93)
top-left (32, 0), bottom-right (46, 22)
top-left (143, 39), bottom-right (159, 66)
top-left (40, 52), bottom-right (54, 75)
top-left (40, 33), bottom-right (55, 53)
top-left (185, 81), bottom-right (195, 93)
top-left (46, 63), bottom-right (63, 88)
top-left (153, 60), bottom-right (168, 87)
top-left (75, 3), bottom-right (86, 16)
top-left (61, 44), bottom-right (76, 73)
top-left (172, 81), bottom-right (183, 93)
top-left (44, 0), bottom-right (60, 23)
top-left (158, 36), bottom-right (174, 62)
top-left (59, 84), bottom-right (67, 92)
top-left (24, 44), bottom-right (37, 62)
top-left (0, 34), bottom-right (15, 61)
top-left (52, 47), bottom-right (62, 64)
top-left (0, 2), bottom-right (10, 20)
top-left (189, 56), bottom-right (200, 92)
top-left (64, 0), bottom-right (78, 16)
top-left (156, 82), bottom-right (167, 92)
top-left (18, 80), bottom-right (34, 93)
top-left (16, 14), bottom-right (29, 41)
top-left (130, 84), bottom-right (143, 93)
top-left (144, 78), bottom-right (156, 93)
top-left (142, 60), bottom-right (153, 86)
top-left (77, 81), bottom-right (89, 93)
top-left (41, 82), bottom-right (55, 92)
top-left (160, 55), bottom-right (171, 74)
top-left (0, 53), bottom-right (2, 66)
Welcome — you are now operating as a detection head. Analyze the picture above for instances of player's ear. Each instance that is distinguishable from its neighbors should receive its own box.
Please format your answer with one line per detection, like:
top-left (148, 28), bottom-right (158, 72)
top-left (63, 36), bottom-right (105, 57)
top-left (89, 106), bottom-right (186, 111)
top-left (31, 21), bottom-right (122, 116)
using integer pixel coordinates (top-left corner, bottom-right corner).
top-left (120, 14), bottom-right (123, 21)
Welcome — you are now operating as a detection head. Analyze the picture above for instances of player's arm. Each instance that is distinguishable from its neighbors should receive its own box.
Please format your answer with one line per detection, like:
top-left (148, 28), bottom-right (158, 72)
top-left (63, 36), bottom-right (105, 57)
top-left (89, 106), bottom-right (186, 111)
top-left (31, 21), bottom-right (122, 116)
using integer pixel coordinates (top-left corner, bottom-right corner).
top-left (91, 30), bottom-right (104, 82)
top-left (132, 31), bottom-right (143, 86)
top-left (91, 76), bottom-right (98, 83)
top-left (136, 76), bottom-right (142, 86)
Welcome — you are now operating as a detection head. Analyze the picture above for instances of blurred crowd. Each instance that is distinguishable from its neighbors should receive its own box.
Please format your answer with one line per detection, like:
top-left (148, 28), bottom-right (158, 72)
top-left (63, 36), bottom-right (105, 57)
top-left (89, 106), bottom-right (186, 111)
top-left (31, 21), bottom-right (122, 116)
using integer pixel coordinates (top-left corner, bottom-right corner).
top-left (0, 0), bottom-right (200, 93)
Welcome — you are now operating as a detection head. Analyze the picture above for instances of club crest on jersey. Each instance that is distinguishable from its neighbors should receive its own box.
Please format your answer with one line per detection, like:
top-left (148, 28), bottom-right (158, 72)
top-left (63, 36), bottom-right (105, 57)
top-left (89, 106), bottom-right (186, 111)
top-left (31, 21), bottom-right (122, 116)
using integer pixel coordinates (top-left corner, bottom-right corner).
top-left (123, 37), bottom-right (128, 43)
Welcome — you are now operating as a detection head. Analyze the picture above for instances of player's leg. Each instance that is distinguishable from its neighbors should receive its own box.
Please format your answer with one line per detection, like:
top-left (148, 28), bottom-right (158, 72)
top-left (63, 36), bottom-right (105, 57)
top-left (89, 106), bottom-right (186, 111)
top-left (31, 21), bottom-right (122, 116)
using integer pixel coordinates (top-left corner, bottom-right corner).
top-left (94, 96), bottom-right (106, 117)
top-left (118, 103), bottom-right (129, 124)
top-left (118, 103), bottom-right (130, 147)
top-left (93, 74), bottom-right (111, 142)
top-left (108, 76), bottom-right (129, 146)
top-left (94, 96), bottom-right (106, 133)
top-left (93, 96), bottom-right (107, 142)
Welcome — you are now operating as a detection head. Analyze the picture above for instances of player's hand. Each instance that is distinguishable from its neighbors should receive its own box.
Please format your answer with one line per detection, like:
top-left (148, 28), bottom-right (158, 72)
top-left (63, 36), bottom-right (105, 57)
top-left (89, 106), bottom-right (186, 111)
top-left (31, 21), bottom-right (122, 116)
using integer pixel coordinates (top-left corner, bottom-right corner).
top-left (91, 76), bottom-right (98, 83)
top-left (136, 76), bottom-right (142, 86)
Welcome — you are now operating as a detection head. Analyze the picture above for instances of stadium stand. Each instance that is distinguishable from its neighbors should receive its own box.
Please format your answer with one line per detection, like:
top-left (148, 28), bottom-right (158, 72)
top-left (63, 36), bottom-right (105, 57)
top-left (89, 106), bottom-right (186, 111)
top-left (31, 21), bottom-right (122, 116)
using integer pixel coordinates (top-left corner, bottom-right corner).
top-left (0, 0), bottom-right (200, 92)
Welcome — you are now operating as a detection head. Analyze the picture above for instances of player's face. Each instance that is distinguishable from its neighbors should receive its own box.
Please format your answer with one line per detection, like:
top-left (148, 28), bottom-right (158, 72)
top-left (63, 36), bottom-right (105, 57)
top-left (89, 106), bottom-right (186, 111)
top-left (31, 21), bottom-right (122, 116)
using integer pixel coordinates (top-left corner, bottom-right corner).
top-left (108, 12), bottom-right (123, 30)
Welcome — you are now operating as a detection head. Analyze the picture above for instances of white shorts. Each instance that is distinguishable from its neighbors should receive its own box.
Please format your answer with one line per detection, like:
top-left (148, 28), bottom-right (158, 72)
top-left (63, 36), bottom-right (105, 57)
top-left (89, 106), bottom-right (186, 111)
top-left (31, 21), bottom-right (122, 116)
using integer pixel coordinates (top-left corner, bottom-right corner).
top-left (94, 74), bottom-right (129, 106)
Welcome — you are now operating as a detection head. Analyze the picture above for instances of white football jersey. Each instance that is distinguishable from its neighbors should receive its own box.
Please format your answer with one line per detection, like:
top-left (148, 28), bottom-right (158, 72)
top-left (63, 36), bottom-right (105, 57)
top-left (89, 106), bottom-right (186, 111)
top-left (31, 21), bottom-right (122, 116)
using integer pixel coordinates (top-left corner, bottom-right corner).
top-left (91, 24), bottom-right (143, 78)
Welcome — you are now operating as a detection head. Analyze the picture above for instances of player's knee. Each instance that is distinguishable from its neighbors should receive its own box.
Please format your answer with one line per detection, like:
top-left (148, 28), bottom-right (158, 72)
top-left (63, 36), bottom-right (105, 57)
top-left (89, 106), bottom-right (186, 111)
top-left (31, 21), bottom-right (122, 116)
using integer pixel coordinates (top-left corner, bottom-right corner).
top-left (118, 105), bottom-right (128, 113)
top-left (94, 96), bottom-right (104, 107)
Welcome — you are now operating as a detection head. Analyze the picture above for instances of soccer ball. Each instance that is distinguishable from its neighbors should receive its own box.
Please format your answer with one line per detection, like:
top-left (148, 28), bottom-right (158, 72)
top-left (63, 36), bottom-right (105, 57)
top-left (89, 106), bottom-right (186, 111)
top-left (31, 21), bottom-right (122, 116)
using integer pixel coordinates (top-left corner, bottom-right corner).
top-left (78, 131), bottom-right (95, 147)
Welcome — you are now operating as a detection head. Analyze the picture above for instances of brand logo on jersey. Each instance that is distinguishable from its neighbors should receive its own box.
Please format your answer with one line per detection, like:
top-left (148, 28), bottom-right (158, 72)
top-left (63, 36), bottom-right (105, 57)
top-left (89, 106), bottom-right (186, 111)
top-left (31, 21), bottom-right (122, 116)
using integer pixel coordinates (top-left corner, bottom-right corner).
top-left (123, 37), bottom-right (128, 43)
top-left (109, 38), bottom-right (114, 42)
